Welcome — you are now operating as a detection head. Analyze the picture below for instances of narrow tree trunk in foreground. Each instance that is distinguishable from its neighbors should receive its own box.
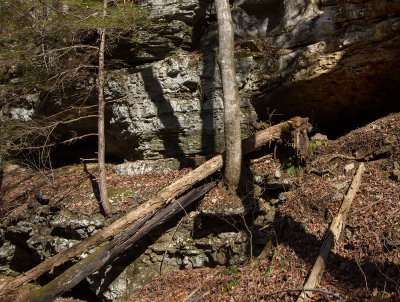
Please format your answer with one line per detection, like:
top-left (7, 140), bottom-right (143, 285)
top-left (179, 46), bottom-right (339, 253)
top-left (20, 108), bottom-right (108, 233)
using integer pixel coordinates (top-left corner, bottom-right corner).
top-left (215, 0), bottom-right (242, 191)
top-left (24, 182), bottom-right (216, 302)
top-left (0, 117), bottom-right (311, 297)
top-left (296, 163), bottom-right (365, 302)
top-left (97, 0), bottom-right (112, 217)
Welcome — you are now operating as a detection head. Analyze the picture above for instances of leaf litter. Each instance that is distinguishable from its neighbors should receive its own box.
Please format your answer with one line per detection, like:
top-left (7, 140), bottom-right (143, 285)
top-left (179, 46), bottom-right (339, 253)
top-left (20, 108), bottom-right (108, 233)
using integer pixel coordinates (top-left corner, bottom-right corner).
top-left (0, 114), bottom-right (399, 301)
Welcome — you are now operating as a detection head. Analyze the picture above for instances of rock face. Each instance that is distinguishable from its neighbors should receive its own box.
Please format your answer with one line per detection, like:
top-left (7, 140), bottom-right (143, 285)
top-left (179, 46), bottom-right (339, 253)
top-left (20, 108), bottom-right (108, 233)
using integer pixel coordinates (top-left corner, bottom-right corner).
top-left (250, 0), bottom-right (400, 135)
top-left (104, 0), bottom-right (400, 160)
top-left (7, 0), bottom-right (399, 160)
top-left (111, 0), bottom-right (210, 63)
top-left (0, 196), bottom-right (273, 301)
top-left (104, 53), bottom-right (262, 160)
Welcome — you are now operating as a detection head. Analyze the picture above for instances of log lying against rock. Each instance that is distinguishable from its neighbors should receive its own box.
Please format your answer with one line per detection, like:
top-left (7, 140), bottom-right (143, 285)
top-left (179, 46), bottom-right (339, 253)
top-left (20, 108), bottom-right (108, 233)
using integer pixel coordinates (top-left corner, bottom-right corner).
top-left (296, 163), bottom-right (365, 302)
top-left (0, 117), bottom-right (311, 296)
top-left (25, 182), bottom-right (216, 302)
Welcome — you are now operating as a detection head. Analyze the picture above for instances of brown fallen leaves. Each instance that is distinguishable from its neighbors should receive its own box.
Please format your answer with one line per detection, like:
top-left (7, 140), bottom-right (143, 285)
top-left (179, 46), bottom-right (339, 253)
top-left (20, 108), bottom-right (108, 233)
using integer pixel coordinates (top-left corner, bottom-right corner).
top-left (1, 114), bottom-right (399, 301)
top-left (128, 114), bottom-right (400, 302)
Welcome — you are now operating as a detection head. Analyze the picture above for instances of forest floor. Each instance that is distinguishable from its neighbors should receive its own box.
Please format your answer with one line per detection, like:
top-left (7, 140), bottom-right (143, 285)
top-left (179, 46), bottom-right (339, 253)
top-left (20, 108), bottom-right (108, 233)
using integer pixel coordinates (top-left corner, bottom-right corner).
top-left (0, 113), bottom-right (399, 301)
top-left (127, 113), bottom-right (400, 302)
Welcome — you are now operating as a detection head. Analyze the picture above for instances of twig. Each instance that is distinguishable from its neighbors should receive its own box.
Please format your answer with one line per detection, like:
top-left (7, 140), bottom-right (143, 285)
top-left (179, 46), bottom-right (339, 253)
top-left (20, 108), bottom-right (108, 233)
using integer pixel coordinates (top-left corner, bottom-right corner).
top-left (80, 158), bottom-right (98, 162)
top-left (249, 154), bottom-right (272, 163)
top-left (182, 287), bottom-right (200, 302)
top-left (17, 133), bottom-right (98, 150)
top-left (241, 212), bottom-right (253, 259)
top-left (308, 168), bottom-right (335, 176)
top-left (374, 261), bottom-right (398, 285)
top-left (356, 257), bottom-right (370, 296)
top-left (160, 216), bottom-right (185, 274)
top-left (48, 65), bottom-right (97, 81)
top-left (350, 199), bottom-right (381, 215)
top-left (187, 290), bottom-right (210, 302)
top-left (261, 288), bottom-right (341, 300)
top-left (36, 45), bottom-right (99, 57)
top-left (326, 154), bottom-right (357, 162)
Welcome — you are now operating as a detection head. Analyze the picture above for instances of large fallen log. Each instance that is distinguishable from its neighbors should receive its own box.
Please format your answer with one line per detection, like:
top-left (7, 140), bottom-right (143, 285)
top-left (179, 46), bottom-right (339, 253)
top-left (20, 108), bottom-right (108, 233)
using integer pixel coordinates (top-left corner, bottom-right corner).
top-left (0, 117), bottom-right (311, 296)
top-left (296, 163), bottom-right (365, 302)
top-left (24, 182), bottom-right (216, 302)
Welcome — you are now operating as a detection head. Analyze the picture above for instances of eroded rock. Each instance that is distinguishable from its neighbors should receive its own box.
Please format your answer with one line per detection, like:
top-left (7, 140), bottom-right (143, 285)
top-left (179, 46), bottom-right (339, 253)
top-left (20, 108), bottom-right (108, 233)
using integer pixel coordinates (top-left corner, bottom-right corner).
top-left (105, 53), bottom-right (262, 160)
top-left (0, 192), bottom-right (272, 301)
top-left (252, 0), bottom-right (400, 135)
top-left (113, 158), bottom-right (180, 175)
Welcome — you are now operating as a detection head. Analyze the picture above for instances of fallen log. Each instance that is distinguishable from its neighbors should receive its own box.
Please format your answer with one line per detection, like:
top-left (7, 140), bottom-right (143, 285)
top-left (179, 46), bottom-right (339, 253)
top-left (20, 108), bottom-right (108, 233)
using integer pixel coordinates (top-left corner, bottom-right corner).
top-left (296, 163), bottom-right (365, 302)
top-left (0, 117), bottom-right (311, 296)
top-left (24, 182), bottom-right (216, 302)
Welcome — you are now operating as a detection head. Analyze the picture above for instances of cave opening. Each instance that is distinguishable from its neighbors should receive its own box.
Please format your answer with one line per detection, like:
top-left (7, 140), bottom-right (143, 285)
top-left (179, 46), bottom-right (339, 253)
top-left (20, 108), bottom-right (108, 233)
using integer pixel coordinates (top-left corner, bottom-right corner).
top-left (252, 63), bottom-right (400, 139)
top-left (48, 136), bottom-right (98, 168)
top-left (47, 136), bottom-right (123, 168)
top-left (254, 99), bottom-right (400, 140)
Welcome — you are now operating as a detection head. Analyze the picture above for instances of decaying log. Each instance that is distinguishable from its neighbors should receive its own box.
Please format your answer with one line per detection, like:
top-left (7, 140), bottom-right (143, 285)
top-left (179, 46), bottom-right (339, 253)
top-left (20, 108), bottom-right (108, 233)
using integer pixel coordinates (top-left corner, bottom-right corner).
top-left (296, 163), bottom-right (365, 302)
top-left (0, 117), bottom-right (311, 296)
top-left (242, 116), bottom-right (311, 155)
top-left (25, 182), bottom-right (216, 302)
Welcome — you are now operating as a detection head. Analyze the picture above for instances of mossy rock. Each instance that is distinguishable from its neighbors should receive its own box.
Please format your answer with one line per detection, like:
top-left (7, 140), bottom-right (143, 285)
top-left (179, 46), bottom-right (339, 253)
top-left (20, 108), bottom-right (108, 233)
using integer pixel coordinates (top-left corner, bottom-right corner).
top-left (108, 187), bottom-right (134, 204)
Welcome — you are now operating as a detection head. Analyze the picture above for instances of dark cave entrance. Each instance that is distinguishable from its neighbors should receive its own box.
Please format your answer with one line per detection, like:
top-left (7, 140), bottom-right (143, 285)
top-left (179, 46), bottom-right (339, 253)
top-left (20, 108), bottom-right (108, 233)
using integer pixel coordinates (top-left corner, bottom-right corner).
top-left (48, 136), bottom-right (99, 168)
top-left (252, 63), bottom-right (400, 139)
top-left (253, 96), bottom-right (400, 140)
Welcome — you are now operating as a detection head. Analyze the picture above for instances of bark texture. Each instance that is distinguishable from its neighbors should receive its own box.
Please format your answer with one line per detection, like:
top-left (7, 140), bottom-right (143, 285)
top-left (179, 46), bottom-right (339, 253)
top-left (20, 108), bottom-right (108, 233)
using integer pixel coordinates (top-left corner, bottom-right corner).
top-left (97, 0), bottom-right (112, 217)
top-left (215, 0), bottom-right (242, 190)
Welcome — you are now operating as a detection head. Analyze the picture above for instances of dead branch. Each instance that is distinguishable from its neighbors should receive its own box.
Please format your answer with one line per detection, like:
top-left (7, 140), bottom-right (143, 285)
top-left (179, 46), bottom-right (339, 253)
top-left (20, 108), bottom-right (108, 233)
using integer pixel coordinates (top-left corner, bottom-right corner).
top-left (14, 133), bottom-right (98, 150)
top-left (48, 65), bottom-right (97, 81)
top-left (36, 45), bottom-right (99, 57)
top-left (296, 163), bottom-right (365, 302)
top-left (0, 117), bottom-right (311, 296)
top-left (24, 182), bottom-right (216, 302)
top-left (325, 154), bottom-right (358, 162)
top-left (186, 290), bottom-right (211, 302)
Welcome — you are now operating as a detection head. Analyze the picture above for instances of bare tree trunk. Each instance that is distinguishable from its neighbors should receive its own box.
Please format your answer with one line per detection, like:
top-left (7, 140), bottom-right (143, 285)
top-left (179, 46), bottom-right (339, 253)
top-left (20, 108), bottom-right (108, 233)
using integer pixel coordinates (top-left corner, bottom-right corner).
top-left (97, 0), bottom-right (112, 216)
top-left (215, 0), bottom-right (242, 191)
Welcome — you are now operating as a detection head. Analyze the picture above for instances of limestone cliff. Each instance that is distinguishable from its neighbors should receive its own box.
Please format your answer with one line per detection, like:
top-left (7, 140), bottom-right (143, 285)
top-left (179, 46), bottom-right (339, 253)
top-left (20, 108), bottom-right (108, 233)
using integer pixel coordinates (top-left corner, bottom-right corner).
top-left (6, 0), bottom-right (400, 161)
top-left (106, 0), bottom-right (400, 159)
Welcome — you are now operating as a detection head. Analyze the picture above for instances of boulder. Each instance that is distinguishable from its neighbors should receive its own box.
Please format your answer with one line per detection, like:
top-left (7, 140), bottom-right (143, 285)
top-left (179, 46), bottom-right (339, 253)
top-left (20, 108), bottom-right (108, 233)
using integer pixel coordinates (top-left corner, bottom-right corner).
top-left (113, 158), bottom-right (180, 175)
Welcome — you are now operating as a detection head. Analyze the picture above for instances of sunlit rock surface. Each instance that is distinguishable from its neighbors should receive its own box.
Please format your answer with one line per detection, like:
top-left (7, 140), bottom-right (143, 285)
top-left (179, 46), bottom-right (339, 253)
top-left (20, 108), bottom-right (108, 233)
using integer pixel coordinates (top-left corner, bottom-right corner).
top-left (105, 53), bottom-right (261, 160)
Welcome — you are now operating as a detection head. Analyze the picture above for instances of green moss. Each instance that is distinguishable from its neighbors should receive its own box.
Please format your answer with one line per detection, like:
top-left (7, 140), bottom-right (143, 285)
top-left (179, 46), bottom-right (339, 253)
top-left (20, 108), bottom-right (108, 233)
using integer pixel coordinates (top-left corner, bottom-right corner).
top-left (235, 51), bottom-right (261, 58)
top-left (107, 187), bottom-right (133, 204)
top-left (0, 273), bottom-right (41, 299)
top-left (240, 108), bottom-right (253, 116)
